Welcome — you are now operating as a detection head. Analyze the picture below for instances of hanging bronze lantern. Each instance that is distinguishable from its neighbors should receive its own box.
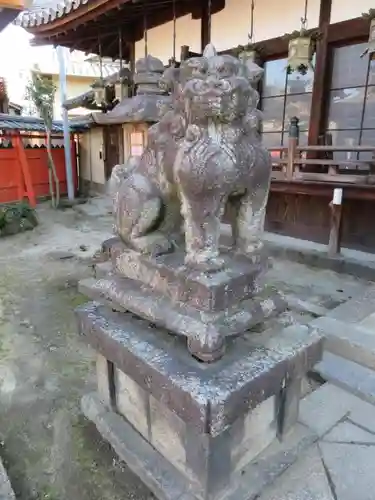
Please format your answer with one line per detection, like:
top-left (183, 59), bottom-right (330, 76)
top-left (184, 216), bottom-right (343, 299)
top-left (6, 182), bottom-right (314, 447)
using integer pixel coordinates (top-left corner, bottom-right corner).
top-left (114, 79), bottom-right (129, 102)
top-left (92, 79), bottom-right (106, 107)
top-left (287, 33), bottom-right (314, 74)
top-left (238, 48), bottom-right (258, 65)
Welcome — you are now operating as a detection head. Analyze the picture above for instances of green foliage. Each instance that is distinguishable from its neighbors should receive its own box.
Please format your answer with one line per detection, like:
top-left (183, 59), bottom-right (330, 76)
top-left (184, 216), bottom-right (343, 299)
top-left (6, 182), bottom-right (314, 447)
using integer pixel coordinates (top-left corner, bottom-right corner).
top-left (25, 66), bottom-right (56, 130)
top-left (24, 65), bottom-right (60, 208)
top-left (0, 202), bottom-right (38, 236)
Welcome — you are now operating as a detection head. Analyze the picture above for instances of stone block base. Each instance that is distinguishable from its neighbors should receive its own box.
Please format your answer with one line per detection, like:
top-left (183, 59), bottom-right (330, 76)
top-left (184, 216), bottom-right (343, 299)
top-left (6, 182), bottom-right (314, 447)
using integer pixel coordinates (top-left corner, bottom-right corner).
top-left (82, 393), bottom-right (317, 500)
top-left (76, 301), bottom-right (322, 500)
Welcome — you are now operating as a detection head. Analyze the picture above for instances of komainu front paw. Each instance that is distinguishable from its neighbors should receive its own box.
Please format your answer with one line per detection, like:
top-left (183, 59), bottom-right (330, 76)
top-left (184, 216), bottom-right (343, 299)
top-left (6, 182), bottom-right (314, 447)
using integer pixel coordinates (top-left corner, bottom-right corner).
top-left (132, 233), bottom-right (174, 257)
top-left (184, 250), bottom-right (225, 272)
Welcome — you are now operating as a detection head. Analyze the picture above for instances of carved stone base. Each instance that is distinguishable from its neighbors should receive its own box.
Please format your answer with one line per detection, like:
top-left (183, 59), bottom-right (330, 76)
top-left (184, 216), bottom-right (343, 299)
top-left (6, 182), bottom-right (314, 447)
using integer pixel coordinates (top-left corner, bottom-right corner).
top-left (80, 241), bottom-right (286, 361)
top-left (79, 275), bottom-right (285, 361)
top-left (76, 302), bottom-right (323, 500)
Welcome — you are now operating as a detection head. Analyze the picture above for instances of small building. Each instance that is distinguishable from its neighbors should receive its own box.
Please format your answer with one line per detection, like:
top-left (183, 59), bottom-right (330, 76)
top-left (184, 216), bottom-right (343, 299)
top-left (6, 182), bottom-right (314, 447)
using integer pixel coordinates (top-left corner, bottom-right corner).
top-left (28, 49), bottom-right (122, 119)
top-left (15, 0), bottom-right (375, 253)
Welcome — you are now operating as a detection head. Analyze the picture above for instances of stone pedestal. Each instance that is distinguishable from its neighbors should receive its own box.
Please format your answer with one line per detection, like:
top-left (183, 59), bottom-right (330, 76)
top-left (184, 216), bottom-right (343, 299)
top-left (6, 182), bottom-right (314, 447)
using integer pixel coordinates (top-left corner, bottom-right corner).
top-left (76, 299), bottom-right (322, 500)
top-left (77, 45), bottom-right (324, 500)
top-left (80, 239), bottom-right (286, 362)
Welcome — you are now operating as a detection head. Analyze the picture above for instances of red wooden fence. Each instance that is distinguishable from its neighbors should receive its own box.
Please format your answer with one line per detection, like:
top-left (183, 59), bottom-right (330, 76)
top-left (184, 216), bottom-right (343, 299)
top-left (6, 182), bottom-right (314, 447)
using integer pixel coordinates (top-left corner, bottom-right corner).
top-left (0, 132), bottom-right (78, 205)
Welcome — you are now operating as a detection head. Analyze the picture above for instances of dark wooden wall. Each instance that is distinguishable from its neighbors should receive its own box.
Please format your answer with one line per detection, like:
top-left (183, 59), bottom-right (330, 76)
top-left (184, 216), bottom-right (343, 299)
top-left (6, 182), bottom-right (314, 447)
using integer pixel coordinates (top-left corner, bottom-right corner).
top-left (266, 191), bottom-right (375, 253)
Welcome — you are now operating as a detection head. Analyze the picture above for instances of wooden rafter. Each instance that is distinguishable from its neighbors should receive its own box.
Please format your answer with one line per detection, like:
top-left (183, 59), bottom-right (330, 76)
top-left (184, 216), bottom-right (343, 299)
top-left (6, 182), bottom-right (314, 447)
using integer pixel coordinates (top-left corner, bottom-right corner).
top-left (26, 0), bottom-right (226, 57)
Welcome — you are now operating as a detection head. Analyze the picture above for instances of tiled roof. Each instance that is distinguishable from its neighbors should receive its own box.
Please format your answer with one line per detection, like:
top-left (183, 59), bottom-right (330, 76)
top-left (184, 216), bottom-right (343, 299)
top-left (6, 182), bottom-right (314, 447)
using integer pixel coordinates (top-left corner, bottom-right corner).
top-left (0, 113), bottom-right (88, 132)
top-left (15, 0), bottom-right (89, 28)
top-left (0, 7), bottom-right (21, 32)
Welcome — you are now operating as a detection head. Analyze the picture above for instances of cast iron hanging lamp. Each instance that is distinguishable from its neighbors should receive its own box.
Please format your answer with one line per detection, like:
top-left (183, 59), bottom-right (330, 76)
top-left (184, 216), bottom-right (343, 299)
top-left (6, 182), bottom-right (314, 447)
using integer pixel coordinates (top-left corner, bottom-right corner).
top-left (238, 0), bottom-right (258, 64)
top-left (115, 28), bottom-right (130, 102)
top-left (287, 0), bottom-right (314, 75)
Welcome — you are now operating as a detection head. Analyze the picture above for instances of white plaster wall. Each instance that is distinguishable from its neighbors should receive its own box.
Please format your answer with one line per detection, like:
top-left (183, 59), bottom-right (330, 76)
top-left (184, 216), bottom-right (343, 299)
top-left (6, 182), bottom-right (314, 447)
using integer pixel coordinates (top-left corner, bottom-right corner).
top-left (135, 14), bottom-right (201, 64)
top-left (331, 0), bottom-right (374, 24)
top-left (135, 0), bottom-right (320, 63)
top-left (79, 128), bottom-right (105, 185)
top-left (211, 0), bottom-right (320, 51)
top-left (52, 75), bottom-right (98, 120)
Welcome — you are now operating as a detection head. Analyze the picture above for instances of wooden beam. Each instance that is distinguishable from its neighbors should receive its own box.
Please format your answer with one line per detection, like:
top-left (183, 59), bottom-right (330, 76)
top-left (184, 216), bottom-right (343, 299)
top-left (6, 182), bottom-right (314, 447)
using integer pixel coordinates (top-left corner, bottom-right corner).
top-left (308, 0), bottom-right (332, 145)
top-left (328, 16), bottom-right (369, 44)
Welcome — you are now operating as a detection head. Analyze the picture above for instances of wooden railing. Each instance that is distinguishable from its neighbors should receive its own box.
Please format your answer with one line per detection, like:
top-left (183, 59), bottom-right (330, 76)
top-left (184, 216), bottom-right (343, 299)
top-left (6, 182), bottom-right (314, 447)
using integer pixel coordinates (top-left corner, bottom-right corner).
top-left (269, 117), bottom-right (375, 185)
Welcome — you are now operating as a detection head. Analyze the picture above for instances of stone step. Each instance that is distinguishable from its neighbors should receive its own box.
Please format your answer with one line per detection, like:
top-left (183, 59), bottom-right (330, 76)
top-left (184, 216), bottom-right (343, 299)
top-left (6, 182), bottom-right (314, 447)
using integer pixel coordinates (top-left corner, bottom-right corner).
top-left (94, 261), bottom-right (112, 279)
top-left (311, 316), bottom-right (375, 371)
top-left (314, 352), bottom-right (375, 406)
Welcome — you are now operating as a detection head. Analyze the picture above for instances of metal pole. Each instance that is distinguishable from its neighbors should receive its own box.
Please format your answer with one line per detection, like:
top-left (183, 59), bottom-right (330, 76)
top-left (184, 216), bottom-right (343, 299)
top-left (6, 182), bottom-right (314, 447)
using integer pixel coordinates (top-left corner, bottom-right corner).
top-left (56, 45), bottom-right (75, 201)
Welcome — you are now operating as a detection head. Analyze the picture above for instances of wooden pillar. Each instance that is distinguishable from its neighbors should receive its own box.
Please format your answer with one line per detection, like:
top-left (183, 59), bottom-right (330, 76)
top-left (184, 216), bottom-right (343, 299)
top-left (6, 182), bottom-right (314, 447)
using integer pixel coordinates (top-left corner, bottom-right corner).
top-left (308, 0), bottom-right (332, 145)
top-left (128, 41), bottom-right (136, 97)
top-left (286, 117), bottom-right (299, 180)
top-left (201, 0), bottom-right (211, 51)
top-left (328, 188), bottom-right (343, 256)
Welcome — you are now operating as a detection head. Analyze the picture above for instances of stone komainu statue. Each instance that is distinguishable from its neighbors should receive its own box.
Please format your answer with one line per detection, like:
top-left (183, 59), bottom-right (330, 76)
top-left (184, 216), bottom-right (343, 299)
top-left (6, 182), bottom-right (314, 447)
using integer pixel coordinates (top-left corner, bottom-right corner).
top-left (110, 44), bottom-right (271, 270)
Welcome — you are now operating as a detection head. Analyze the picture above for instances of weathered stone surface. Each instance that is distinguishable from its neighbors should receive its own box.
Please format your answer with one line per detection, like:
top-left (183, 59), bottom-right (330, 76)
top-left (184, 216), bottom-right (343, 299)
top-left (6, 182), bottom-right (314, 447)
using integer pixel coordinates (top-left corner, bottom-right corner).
top-left (323, 420), bottom-right (375, 444)
top-left (76, 44), bottom-right (326, 499)
top-left (96, 353), bottom-right (112, 407)
top-left (94, 261), bottom-right (112, 279)
top-left (79, 275), bottom-right (285, 361)
top-left (320, 442), bottom-right (375, 500)
top-left (327, 285), bottom-right (375, 323)
top-left (76, 301), bottom-right (322, 436)
top-left (349, 398), bottom-right (375, 434)
top-left (115, 368), bottom-right (149, 440)
top-left (312, 316), bottom-right (375, 370)
top-left (149, 395), bottom-right (187, 475)
top-left (82, 392), bottom-right (317, 500)
top-left (299, 384), bottom-right (360, 436)
top-left (0, 457), bottom-right (15, 500)
top-left (109, 45), bottom-right (270, 271)
top-left (111, 242), bottom-right (269, 312)
top-left (278, 376), bottom-right (302, 437)
top-left (258, 445), bottom-right (334, 500)
top-left (315, 353), bottom-right (375, 405)
top-left (231, 396), bottom-right (276, 473)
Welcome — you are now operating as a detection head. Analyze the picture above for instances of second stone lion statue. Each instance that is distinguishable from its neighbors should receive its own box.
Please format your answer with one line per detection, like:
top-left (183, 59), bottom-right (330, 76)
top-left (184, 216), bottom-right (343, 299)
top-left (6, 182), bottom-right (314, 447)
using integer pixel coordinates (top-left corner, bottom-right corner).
top-left (110, 44), bottom-right (271, 270)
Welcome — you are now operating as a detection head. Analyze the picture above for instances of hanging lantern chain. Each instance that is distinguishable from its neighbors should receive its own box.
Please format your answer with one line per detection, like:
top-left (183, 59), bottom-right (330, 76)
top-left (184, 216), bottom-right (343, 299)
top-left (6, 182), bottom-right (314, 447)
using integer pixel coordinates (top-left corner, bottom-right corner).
top-left (248, 0), bottom-right (255, 44)
top-left (301, 0), bottom-right (308, 32)
top-left (118, 28), bottom-right (123, 72)
top-left (207, 0), bottom-right (212, 44)
top-left (144, 6), bottom-right (148, 58)
top-left (98, 36), bottom-right (103, 80)
top-left (172, 0), bottom-right (176, 61)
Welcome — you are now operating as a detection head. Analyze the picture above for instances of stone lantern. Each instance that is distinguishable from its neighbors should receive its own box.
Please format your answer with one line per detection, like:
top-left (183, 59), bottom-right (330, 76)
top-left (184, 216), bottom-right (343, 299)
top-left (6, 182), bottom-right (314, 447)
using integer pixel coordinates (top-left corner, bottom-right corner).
top-left (93, 54), bottom-right (171, 161)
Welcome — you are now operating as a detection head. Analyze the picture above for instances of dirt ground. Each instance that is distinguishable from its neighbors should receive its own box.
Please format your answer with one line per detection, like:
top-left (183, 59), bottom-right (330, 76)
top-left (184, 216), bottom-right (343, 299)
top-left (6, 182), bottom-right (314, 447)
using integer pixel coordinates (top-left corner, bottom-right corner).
top-left (0, 202), bottom-right (371, 500)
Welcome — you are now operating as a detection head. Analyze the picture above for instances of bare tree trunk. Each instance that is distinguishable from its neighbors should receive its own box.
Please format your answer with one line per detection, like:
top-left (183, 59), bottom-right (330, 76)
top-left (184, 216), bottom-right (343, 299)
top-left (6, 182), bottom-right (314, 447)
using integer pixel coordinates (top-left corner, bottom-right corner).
top-left (48, 165), bottom-right (55, 208)
top-left (46, 128), bottom-right (60, 208)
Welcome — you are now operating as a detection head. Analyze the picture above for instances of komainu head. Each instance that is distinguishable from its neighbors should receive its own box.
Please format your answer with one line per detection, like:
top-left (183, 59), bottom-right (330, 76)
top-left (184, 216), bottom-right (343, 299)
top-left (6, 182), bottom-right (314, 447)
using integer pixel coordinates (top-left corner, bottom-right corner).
top-left (179, 44), bottom-right (258, 124)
